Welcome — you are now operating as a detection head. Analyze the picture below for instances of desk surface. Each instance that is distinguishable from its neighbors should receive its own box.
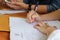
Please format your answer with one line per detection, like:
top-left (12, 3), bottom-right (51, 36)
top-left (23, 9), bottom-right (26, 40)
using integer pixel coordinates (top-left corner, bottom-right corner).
top-left (0, 12), bottom-right (27, 40)
top-left (0, 12), bottom-right (27, 31)
top-left (0, 2), bottom-right (27, 40)
top-left (0, 4), bottom-right (60, 40)
top-left (0, 4), bottom-right (28, 31)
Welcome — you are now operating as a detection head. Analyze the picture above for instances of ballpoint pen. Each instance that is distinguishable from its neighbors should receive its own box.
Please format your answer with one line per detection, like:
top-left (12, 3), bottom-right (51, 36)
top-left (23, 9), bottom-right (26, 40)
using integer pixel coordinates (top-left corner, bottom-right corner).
top-left (33, 1), bottom-right (39, 17)
top-left (34, 1), bottom-right (39, 12)
top-left (33, 2), bottom-right (42, 22)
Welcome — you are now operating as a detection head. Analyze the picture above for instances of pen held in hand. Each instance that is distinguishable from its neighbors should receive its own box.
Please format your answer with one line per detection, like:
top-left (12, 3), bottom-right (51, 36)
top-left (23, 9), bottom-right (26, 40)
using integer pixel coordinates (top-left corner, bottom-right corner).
top-left (34, 2), bottom-right (42, 23)
top-left (34, 2), bottom-right (39, 12)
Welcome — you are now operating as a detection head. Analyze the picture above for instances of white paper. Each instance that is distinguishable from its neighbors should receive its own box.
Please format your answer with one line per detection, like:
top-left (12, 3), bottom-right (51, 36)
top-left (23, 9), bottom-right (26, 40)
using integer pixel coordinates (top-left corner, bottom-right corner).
top-left (5, 0), bottom-right (10, 3)
top-left (9, 17), bottom-right (47, 40)
top-left (43, 21), bottom-right (60, 29)
top-left (9, 17), bottom-right (60, 40)
top-left (0, 10), bottom-right (26, 14)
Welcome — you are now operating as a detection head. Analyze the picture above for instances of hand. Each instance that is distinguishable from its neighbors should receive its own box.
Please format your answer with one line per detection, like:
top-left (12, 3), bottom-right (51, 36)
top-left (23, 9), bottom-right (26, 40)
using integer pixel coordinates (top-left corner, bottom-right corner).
top-left (34, 22), bottom-right (57, 36)
top-left (0, 0), bottom-right (5, 4)
top-left (0, 0), bottom-right (3, 3)
top-left (6, 3), bottom-right (23, 10)
top-left (10, 0), bottom-right (23, 3)
top-left (5, 0), bottom-right (23, 9)
top-left (9, 2), bottom-right (28, 9)
top-left (27, 10), bottom-right (40, 23)
top-left (6, 0), bottom-right (28, 10)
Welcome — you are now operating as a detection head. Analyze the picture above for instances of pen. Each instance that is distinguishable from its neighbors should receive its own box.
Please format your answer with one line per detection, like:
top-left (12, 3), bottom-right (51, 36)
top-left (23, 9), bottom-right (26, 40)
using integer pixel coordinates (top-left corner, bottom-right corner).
top-left (34, 2), bottom-right (42, 23)
top-left (34, 2), bottom-right (39, 12)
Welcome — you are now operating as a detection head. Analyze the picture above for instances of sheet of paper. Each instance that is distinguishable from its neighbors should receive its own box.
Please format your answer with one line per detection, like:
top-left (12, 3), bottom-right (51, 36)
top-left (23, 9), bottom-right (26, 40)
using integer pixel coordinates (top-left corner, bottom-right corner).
top-left (9, 17), bottom-right (47, 40)
top-left (9, 17), bottom-right (60, 40)
top-left (0, 10), bottom-right (26, 14)
top-left (43, 21), bottom-right (60, 29)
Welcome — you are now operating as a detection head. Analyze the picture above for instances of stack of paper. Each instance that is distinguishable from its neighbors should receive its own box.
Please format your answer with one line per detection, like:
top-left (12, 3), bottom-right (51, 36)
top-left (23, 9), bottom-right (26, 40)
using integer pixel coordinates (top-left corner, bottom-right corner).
top-left (9, 17), bottom-right (60, 40)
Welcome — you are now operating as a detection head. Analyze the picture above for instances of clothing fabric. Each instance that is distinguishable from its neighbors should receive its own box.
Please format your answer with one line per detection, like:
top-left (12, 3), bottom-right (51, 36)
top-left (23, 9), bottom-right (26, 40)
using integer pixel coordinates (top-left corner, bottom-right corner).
top-left (23, 0), bottom-right (60, 12)
top-left (47, 29), bottom-right (60, 40)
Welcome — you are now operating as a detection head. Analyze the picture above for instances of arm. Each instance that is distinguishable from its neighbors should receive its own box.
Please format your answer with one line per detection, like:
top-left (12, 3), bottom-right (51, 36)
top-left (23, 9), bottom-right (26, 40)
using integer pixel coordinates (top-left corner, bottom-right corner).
top-left (0, 0), bottom-right (5, 4)
top-left (40, 10), bottom-right (60, 21)
top-left (6, 0), bottom-right (60, 13)
top-left (47, 30), bottom-right (60, 40)
top-left (26, 10), bottom-right (60, 23)
top-left (14, 3), bottom-right (60, 13)
top-left (9, 2), bottom-right (47, 13)
top-left (34, 22), bottom-right (60, 40)
top-left (31, 0), bottom-right (60, 13)
top-left (31, 5), bottom-right (47, 13)
top-left (24, 0), bottom-right (60, 13)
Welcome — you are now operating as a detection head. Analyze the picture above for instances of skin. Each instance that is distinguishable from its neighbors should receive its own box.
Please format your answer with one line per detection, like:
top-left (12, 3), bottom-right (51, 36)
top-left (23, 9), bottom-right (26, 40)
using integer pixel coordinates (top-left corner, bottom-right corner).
top-left (27, 10), bottom-right (60, 23)
top-left (4, 0), bottom-right (60, 23)
top-left (0, 0), bottom-right (58, 37)
top-left (0, 0), bottom-right (2, 3)
top-left (6, 0), bottom-right (23, 9)
top-left (34, 22), bottom-right (57, 36)
top-left (5, 0), bottom-right (47, 13)
top-left (0, 0), bottom-right (5, 4)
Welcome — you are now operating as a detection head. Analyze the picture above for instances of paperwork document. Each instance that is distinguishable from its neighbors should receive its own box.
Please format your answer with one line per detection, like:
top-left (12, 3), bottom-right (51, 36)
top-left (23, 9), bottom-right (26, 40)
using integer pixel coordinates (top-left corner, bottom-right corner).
top-left (0, 10), bottom-right (26, 14)
top-left (9, 17), bottom-right (60, 40)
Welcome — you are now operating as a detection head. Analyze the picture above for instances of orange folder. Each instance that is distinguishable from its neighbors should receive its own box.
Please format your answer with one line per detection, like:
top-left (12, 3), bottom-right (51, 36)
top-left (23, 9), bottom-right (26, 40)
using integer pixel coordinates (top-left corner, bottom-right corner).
top-left (0, 15), bottom-right (10, 31)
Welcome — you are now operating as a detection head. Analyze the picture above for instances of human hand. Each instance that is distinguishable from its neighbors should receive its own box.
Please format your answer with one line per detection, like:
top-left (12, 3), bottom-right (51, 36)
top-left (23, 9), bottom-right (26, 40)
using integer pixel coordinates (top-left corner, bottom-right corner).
top-left (27, 10), bottom-right (40, 23)
top-left (34, 22), bottom-right (57, 36)
top-left (0, 0), bottom-right (5, 4)
top-left (6, 0), bottom-right (28, 10)
top-left (6, 3), bottom-right (23, 10)
top-left (0, 0), bottom-right (2, 3)
top-left (5, 0), bottom-right (23, 9)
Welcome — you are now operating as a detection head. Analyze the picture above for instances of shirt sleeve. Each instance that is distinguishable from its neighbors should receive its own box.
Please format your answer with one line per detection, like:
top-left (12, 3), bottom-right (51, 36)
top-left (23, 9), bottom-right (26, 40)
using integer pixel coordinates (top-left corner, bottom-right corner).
top-left (23, 0), bottom-right (29, 4)
top-left (47, 0), bottom-right (60, 12)
top-left (47, 29), bottom-right (60, 40)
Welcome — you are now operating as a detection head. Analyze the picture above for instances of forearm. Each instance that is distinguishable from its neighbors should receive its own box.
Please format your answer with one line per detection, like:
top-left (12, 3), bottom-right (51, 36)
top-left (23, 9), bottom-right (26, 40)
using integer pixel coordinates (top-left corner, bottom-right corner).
top-left (0, 0), bottom-right (2, 3)
top-left (31, 5), bottom-right (47, 13)
top-left (0, 0), bottom-right (5, 4)
top-left (11, 2), bottom-right (47, 13)
top-left (24, 4), bottom-right (47, 13)
top-left (40, 10), bottom-right (60, 21)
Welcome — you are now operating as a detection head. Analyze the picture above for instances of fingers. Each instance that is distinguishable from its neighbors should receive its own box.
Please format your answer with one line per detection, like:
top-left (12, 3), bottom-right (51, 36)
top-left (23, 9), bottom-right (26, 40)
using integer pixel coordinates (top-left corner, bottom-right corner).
top-left (38, 22), bottom-right (44, 26)
top-left (27, 13), bottom-right (32, 23)
top-left (27, 10), bottom-right (40, 23)
top-left (6, 3), bottom-right (22, 9)
top-left (39, 22), bottom-right (49, 28)
top-left (27, 10), bottom-right (42, 23)
top-left (34, 25), bottom-right (41, 31)
top-left (34, 22), bottom-right (57, 35)
top-left (27, 14), bottom-right (36, 23)
top-left (44, 23), bottom-right (50, 28)
top-left (31, 14), bottom-right (37, 22)
top-left (10, 0), bottom-right (17, 2)
top-left (34, 22), bottom-right (43, 29)
top-left (53, 26), bottom-right (57, 29)
top-left (27, 15), bottom-right (34, 23)
top-left (10, 2), bottom-right (20, 5)
top-left (5, 0), bottom-right (20, 5)
top-left (34, 24), bottom-right (47, 35)
top-left (27, 10), bottom-right (35, 23)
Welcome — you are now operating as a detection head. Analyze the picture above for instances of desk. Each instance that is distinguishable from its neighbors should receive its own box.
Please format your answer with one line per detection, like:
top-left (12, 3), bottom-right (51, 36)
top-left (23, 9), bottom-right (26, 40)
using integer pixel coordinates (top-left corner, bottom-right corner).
top-left (0, 5), bottom-right (60, 40)
top-left (0, 31), bottom-right (9, 40)
top-left (0, 12), bottom-right (27, 40)
top-left (0, 3), bottom-right (28, 40)
top-left (0, 12), bottom-right (27, 31)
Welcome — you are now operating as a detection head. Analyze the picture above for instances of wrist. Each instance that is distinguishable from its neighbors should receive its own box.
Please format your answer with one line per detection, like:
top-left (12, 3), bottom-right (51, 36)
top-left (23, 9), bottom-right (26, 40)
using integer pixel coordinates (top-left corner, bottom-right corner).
top-left (31, 5), bottom-right (35, 10)
top-left (22, 3), bottom-right (28, 10)
top-left (24, 4), bottom-right (28, 10)
top-left (47, 27), bottom-right (56, 36)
